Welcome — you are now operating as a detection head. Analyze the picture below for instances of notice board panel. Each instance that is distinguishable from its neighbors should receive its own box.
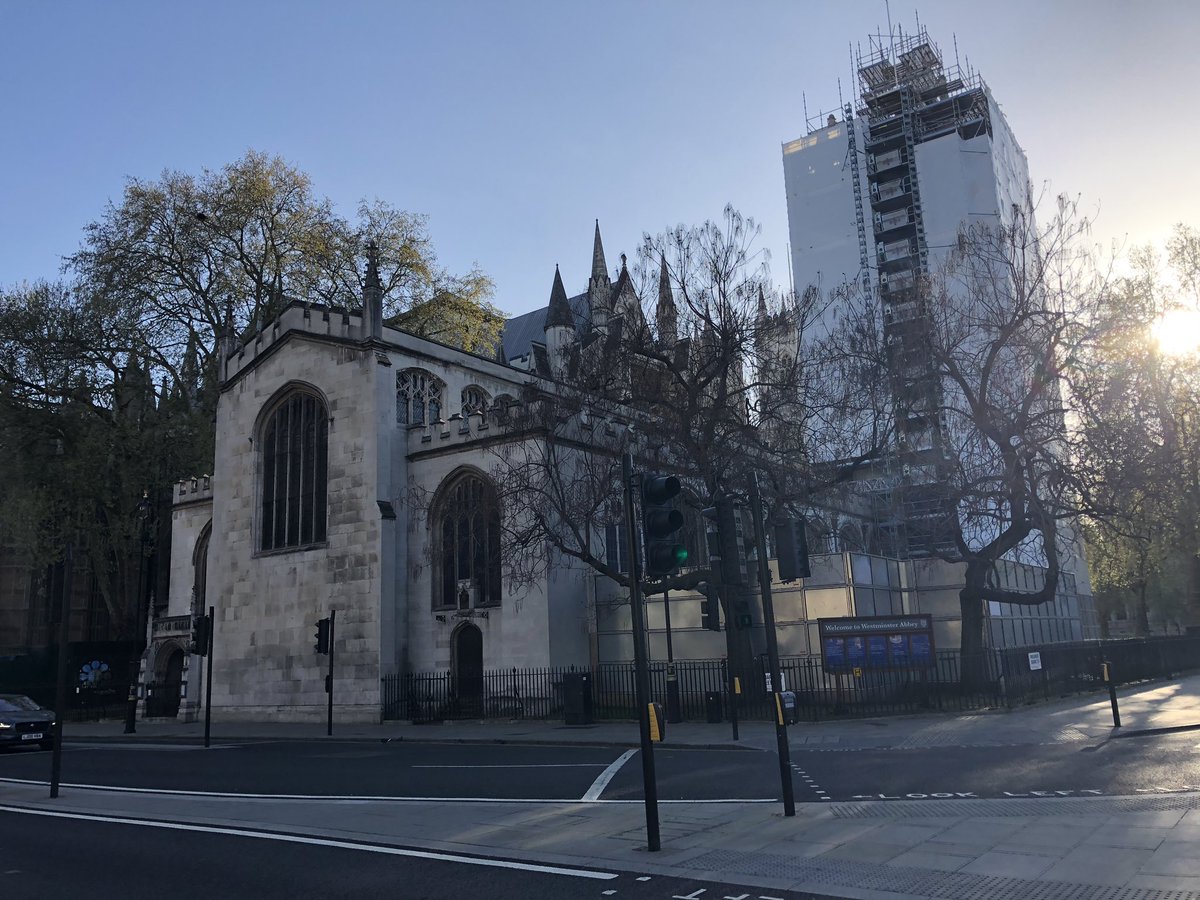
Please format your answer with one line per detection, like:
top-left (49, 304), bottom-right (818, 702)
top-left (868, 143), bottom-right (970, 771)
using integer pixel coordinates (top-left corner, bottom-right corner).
top-left (817, 615), bottom-right (935, 673)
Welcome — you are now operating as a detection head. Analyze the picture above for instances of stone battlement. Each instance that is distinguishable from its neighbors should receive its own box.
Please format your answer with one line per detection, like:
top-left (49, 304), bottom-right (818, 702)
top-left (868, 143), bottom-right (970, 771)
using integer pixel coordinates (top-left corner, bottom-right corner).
top-left (408, 408), bottom-right (499, 453)
top-left (405, 401), bottom-right (638, 456)
top-left (223, 302), bottom-right (368, 384)
top-left (174, 475), bottom-right (213, 506)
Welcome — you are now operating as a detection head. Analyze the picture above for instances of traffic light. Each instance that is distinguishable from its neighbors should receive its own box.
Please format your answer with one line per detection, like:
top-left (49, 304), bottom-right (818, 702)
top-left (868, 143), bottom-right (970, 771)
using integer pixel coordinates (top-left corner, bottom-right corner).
top-left (192, 614), bottom-right (211, 657)
top-left (641, 474), bottom-right (688, 576)
top-left (699, 581), bottom-right (721, 632)
top-left (314, 617), bottom-right (331, 655)
top-left (701, 498), bottom-right (747, 586)
top-left (774, 517), bottom-right (812, 582)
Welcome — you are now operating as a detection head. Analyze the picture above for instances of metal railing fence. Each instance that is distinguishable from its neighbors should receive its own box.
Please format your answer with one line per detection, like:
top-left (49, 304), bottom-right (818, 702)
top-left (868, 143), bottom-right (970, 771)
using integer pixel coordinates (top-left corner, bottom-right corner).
top-left (383, 634), bottom-right (1200, 724)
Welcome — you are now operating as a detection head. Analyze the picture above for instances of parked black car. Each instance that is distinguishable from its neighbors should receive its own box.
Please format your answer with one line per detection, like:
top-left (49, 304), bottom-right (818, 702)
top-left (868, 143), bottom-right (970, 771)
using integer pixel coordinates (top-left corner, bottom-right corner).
top-left (0, 694), bottom-right (55, 750)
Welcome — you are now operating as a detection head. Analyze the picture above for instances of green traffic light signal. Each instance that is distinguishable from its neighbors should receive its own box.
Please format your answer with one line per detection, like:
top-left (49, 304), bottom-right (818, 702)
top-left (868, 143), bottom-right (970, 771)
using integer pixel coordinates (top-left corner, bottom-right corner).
top-left (642, 473), bottom-right (688, 577)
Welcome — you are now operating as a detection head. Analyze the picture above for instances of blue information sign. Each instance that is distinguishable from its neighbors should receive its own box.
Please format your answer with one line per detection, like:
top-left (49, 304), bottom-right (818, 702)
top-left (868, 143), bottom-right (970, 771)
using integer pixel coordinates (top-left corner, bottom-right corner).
top-left (868, 635), bottom-right (889, 667)
top-left (909, 633), bottom-right (932, 666)
top-left (823, 637), bottom-right (846, 668)
top-left (846, 636), bottom-right (867, 667)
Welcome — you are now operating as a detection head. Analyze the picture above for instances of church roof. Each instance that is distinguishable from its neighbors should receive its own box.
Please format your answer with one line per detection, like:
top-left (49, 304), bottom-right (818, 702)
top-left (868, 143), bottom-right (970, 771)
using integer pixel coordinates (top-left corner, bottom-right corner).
top-left (502, 290), bottom-right (591, 362)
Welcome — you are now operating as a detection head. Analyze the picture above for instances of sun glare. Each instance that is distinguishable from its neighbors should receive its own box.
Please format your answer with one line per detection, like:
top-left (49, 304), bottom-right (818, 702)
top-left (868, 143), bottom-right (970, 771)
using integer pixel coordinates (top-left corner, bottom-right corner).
top-left (1152, 309), bottom-right (1200, 356)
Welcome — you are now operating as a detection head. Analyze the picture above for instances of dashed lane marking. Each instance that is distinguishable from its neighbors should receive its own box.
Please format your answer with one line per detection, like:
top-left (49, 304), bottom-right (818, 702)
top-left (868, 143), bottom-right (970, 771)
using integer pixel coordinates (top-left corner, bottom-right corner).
top-left (790, 763), bottom-right (831, 801)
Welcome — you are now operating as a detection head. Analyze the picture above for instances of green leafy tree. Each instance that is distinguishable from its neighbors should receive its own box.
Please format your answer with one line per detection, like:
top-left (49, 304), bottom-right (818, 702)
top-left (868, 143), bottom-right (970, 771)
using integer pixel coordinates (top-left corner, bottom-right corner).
top-left (1, 152), bottom-right (499, 645)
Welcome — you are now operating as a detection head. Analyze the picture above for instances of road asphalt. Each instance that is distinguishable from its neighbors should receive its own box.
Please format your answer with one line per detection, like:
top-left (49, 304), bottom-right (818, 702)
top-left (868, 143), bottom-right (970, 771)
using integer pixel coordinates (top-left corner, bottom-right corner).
top-left (7, 675), bottom-right (1200, 899)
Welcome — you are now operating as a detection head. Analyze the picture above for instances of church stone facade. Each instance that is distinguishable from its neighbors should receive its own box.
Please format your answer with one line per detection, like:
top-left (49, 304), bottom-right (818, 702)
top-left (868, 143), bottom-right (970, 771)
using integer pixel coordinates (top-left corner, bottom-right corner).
top-left (158, 231), bottom-right (631, 722)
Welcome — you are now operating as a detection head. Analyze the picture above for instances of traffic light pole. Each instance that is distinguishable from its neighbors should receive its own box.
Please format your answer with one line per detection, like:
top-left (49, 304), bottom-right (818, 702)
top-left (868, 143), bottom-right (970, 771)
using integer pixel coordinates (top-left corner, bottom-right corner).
top-left (327, 609), bottom-right (336, 737)
top-left (663, 590), bottom-right (682, 723)
top-left (204, 605), bottom-right (214, 748)
top-left (50, 544), bottom-right (73, 800)
top-left (723, 592), bottom-right (740, 742)
top-left (622, 453), bottom-right (661, 852)
top-left (749, 472), bottom-right (795, 817)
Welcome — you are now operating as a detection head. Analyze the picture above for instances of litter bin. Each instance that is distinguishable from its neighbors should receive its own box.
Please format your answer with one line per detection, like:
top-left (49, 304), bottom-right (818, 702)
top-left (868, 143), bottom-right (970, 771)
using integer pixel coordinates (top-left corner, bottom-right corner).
top-left (780, 690), bottom-right (798, 725)
top-left (562, 672), bottom-right (593, 725)
top-left (704, 690), bottom-right (723, 723)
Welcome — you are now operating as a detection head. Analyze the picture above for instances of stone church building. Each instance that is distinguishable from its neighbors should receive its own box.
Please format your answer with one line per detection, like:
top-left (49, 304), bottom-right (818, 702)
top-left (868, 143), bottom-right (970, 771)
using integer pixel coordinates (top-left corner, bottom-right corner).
top-left (154, 225), bottom-right (1097, 723)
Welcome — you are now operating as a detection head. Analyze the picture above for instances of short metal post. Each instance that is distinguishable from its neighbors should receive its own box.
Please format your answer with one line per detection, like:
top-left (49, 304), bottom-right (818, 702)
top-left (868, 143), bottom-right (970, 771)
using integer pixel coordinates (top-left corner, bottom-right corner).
top-left (1103, 661), bottom-right (1121, 727)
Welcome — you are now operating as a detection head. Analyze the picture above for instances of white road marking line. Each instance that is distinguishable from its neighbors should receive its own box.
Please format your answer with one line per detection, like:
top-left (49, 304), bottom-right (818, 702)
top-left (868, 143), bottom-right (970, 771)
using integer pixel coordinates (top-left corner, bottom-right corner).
top-left (0, 805), bottom-right (618, 880)
top-left (582, 749), bottom-right (637, 802)
top-left (412, 764), bottom-right (605, 768)
top-left (636, 876), bottom-right (651, 881)
top-left (0, 776), bottom-right (775, 804)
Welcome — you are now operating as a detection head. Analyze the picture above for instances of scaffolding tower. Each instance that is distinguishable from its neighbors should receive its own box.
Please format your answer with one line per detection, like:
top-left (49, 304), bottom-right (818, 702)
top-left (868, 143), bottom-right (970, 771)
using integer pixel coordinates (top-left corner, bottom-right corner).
top-left (852, 26), bottom-right (990, 558)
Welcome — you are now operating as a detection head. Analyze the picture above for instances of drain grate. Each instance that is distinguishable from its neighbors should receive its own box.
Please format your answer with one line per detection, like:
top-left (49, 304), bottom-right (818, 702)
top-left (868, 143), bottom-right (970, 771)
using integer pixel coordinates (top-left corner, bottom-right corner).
top-left (678, 848), bottom-right (1200, 900)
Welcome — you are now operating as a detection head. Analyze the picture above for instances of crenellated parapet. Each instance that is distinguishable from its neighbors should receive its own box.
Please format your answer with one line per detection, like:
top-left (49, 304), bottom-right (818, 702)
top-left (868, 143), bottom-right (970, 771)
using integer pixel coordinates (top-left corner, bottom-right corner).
top-left (174, 475), bottom-right (214, 507)
top-left (223, 301), bottom-right (368, 385)
top-left (404, 397), bottom-right (643, 459)
top-left (407, 407), bottom-right (500, 454)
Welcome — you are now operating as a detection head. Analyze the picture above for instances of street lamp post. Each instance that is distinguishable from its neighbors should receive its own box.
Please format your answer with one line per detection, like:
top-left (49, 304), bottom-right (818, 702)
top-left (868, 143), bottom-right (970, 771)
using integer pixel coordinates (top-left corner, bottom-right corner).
top-left (124, 491), bottom-right (153, 734)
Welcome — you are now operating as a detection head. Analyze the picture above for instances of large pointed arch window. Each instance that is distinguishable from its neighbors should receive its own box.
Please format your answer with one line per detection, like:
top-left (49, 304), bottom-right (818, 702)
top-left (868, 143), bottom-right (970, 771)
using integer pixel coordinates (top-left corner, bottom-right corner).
top-left (260, 391), bottom-right (328, 552)
top-left (397, 368), bottom-right (444, 425)
top-left (432, 471), bottom-right (502, 610)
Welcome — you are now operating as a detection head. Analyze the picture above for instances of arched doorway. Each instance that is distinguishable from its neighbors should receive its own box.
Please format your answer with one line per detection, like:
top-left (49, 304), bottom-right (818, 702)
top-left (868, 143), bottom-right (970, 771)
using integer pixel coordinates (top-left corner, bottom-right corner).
top-left (452, 624), bottom-right (483, 716)
top-left (148, 646), bottom-right (184, 718)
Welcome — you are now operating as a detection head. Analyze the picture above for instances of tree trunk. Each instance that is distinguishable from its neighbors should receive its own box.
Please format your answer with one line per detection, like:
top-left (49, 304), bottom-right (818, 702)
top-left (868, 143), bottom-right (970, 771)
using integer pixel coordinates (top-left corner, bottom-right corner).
top-left (958, 561), bottom-right (989, 689)
top-left (1135, 581), bottom-right (1151, 637)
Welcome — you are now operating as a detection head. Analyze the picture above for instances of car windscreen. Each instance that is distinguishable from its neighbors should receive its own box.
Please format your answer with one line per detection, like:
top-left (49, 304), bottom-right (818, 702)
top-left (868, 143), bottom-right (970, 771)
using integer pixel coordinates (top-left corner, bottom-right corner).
top-left (0, 696), bottom-right (42, 712)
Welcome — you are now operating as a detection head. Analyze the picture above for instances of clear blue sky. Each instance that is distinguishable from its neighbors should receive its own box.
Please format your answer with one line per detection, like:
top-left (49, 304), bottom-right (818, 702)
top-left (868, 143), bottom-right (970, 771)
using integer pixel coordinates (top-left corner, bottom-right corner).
top-left (3, 0), bottom-right (1197, 317)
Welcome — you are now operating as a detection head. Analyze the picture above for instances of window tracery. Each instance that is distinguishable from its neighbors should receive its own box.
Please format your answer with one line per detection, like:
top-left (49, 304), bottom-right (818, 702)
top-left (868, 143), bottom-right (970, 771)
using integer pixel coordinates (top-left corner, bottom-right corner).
top-left (396, 368), bottom-right (444, 426)
top-left (432, 472), bottom-right (502, 609)
top-left (261, 390), bottom-right (328, 551)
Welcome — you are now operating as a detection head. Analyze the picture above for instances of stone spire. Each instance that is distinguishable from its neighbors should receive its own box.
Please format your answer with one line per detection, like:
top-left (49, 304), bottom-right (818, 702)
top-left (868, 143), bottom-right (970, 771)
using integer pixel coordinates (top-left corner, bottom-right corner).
top-left (589, 220), bottom-right (608, 290)
top-left (544, 265), bottom-right (574, 330)
top-left (757, 284), bottom-right (769, 320)
top-left (588, 221), bottom-right (612, 334)
top-left (363, 240), bottom-right (383, 339)
top-left (544, 265), bottom-right (575, 380)
top-left (656, 252), bottom-right (677, 346)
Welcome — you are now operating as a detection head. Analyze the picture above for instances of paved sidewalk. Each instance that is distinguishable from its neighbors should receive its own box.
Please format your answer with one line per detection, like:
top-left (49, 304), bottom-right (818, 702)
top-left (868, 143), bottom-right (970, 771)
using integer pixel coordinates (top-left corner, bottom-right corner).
top-left (10, 673), bottom-right (1200, 899)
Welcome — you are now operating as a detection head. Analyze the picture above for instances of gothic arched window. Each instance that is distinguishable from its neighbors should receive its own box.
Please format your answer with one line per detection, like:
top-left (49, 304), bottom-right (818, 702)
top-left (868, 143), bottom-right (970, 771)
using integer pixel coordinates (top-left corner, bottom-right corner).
top-left (396, 368), bottom-right (444, 426)
top-left (462, 385), bottom-right (490, 419)
top-left (432, 471), bottom-right (502, 610)
top-left (260, 390), bottom-right (328, 552)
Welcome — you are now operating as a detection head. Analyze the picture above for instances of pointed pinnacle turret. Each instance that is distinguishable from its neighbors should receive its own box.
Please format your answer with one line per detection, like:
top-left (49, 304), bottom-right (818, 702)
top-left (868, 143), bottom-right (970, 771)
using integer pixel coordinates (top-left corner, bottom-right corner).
top-left (590, 220), bottom-right (609, 288)
top-left (363, 240), bottom-right (383, 339)
top-left (545, 265), bottom-right (574, 330)
top-left (757, 285), bottom-right (769, 319)
top-left (365, 240), bottom-right (383, 295)
top-left (656, 252), bottom-right (677, 345)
